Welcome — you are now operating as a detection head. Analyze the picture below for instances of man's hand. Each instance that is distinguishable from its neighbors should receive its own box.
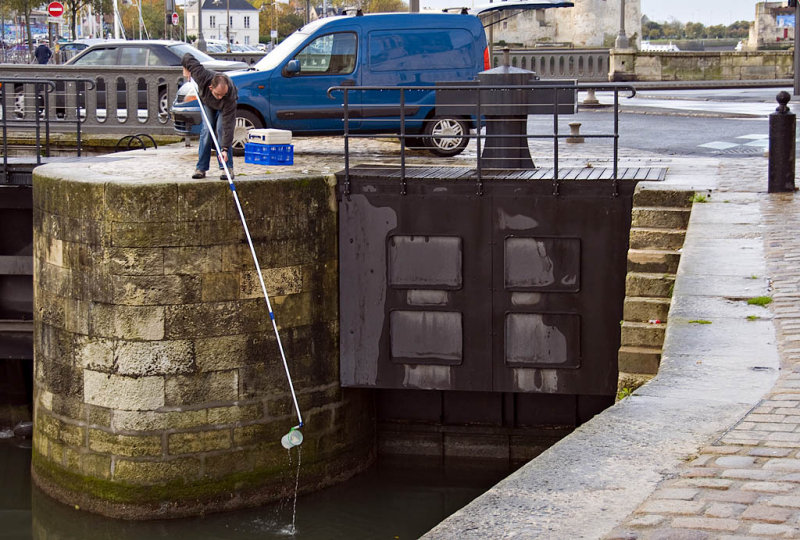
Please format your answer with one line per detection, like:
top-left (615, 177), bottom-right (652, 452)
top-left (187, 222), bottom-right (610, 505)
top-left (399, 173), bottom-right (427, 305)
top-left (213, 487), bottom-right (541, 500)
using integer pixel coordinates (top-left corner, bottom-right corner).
top-left (219, 150), bottom-right (228, 164)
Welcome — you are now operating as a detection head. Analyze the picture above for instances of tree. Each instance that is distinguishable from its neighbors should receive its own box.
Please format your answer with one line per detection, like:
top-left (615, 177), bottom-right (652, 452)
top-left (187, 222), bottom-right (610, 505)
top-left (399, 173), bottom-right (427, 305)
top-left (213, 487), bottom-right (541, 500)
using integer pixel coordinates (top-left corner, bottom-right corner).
top-left (7, 0), bottom-right (34, 52)
top-left (362, 0), bottom-right (406, 13)
top-left (63, 0), bottom-right (112, 39)
top-left (684, 22), bottom-right (705, 39)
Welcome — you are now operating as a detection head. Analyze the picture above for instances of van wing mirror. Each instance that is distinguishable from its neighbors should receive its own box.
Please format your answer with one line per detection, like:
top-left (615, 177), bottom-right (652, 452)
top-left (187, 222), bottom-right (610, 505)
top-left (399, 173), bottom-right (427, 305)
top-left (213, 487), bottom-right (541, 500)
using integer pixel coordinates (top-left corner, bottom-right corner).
top-left (283, 59), bottom-right (301, 77)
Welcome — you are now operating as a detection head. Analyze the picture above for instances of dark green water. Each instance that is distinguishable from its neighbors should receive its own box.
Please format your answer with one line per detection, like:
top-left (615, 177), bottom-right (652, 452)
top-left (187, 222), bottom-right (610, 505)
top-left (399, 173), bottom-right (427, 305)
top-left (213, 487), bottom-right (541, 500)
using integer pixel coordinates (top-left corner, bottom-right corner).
top-left (1, 438), bottom-right (513, 540)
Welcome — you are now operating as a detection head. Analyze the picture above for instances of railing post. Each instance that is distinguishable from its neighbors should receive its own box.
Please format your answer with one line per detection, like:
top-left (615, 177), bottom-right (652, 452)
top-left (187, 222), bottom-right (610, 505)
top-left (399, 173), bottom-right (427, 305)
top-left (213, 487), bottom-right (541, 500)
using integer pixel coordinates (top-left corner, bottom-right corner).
top-left (768, 91), bottom-right (796, 193)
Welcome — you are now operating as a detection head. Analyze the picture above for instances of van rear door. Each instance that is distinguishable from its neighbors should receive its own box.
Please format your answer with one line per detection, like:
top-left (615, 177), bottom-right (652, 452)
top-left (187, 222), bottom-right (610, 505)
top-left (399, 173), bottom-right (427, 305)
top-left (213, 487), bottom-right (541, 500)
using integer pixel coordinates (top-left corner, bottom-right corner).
top-left (268, 31), bottom-right (361, 133)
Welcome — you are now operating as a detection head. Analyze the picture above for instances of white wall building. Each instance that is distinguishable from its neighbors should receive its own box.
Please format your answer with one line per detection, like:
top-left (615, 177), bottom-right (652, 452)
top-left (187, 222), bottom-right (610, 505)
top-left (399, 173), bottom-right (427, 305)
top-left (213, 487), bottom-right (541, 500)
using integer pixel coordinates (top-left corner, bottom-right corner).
top-left (491, 0), bottom-right (642, 49)
top-left (185, 0), bottom-right (259, 46)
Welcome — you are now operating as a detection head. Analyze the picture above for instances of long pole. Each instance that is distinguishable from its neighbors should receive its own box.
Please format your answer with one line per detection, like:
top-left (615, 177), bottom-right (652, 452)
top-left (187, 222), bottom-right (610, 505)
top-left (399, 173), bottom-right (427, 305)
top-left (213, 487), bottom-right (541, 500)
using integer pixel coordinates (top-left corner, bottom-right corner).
top-left (197, 0), bottom-right (206, 51)
top-left (615, 0), bottom-right (628, 49)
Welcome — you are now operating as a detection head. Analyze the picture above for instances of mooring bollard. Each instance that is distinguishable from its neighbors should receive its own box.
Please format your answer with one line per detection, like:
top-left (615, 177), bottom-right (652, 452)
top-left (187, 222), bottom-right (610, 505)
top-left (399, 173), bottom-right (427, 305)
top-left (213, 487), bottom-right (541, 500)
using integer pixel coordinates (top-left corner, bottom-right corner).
top-left (582, 88), bottom-right (600, 107)
top-left (567, 122), bottom-right (584, 144)
top-left (768, 91), bottom-right (796, 193)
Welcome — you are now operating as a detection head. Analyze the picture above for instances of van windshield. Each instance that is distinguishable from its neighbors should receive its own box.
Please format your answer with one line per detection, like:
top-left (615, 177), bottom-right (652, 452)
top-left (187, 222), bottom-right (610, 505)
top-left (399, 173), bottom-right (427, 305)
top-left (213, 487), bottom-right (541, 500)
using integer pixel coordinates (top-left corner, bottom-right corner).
top-left (254, 31), bottom-right (310, 71)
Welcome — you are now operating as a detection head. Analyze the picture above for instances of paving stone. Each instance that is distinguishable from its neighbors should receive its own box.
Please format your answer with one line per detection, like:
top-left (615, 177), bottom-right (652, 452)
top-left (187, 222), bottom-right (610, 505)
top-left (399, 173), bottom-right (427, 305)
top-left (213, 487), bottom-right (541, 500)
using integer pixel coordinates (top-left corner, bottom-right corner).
top-left (764, 458), bottom-right (800, 470)
top-left (749, 447), bottom-right (793, 458)
top-left (671, 516), bottom-right (740, 532)
top-left (721, 469), bottom-right (780, 481)
top-left (741, 481), bottom-right (796, 493)
top-left (653, 488), bottom-right (701, 501)
top-left (715, 456), bottom-right (757, 468)
top-left (766, 495), bottom-right (800, 508)
top-left (704, 502), bottom-right (746, 518)
top-left (639, 500), bottom-right (706, 515)
top-left (628, 515), bottom-right (666, 528)
top-left (740, 504), bottom-right (794, 523)
top-left (747, 523), bottom-right (798, 536)
top-left (700, 490), bottom-right (760, 504)
top-left (676, 478), bottom-right (735, 490)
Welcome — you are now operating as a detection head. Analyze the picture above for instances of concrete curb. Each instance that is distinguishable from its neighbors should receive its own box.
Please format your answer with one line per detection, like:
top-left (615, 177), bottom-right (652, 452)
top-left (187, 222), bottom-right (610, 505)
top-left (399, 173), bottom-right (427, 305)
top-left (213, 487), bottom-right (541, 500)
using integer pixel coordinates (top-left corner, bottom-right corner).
top-left (423, 158), bottom-right (779, 539)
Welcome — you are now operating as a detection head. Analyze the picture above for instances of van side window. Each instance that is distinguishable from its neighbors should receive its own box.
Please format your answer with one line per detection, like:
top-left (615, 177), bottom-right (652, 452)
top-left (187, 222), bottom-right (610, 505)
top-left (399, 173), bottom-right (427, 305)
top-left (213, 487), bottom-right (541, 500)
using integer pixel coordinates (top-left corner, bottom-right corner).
top-left (294, 32), bottom-right (357, 75)
top-left (369, 29), bottom-right (473, 72)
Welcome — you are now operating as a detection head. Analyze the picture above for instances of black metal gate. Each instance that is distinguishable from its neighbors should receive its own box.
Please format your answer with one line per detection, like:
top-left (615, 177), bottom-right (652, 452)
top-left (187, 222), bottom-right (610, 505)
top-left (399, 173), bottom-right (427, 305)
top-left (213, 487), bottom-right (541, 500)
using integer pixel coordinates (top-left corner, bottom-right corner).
top-left (339, 167), bottom-right (639, 398)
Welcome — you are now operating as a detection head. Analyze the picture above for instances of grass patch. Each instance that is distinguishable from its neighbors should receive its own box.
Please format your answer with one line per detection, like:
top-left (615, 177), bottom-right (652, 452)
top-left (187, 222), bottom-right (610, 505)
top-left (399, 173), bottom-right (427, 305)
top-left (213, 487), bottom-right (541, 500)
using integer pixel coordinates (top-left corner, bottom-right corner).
top-left (689, 319), bottom-right (712, 324)
top-left (691, 193), bottom-right (708, 203)
top-left (747, 296), bottom-right (773, 307)
top-left (747, 315), bottom-right (761, 321)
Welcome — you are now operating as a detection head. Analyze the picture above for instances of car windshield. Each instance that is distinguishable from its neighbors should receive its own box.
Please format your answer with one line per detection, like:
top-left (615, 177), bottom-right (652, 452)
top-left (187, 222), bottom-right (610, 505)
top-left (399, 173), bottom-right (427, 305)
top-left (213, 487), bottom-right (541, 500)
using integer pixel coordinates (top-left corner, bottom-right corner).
top-left (253, 31), bottom-right (310, 71)
top-left (168, 43), bottom-right (215, 62)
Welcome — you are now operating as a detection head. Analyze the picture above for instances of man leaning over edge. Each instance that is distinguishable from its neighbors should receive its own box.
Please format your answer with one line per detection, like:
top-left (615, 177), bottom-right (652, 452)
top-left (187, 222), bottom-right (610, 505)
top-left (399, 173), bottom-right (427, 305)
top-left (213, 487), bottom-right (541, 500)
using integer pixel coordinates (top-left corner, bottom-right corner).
top-left (181, 53), bottom-right (238, 180)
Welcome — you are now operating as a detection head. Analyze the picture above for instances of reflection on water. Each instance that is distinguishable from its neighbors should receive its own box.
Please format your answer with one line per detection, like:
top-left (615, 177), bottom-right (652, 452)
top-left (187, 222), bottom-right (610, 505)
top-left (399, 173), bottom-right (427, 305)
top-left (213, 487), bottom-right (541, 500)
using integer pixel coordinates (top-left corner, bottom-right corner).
top-left (2, 439), bottom-right (513, 540)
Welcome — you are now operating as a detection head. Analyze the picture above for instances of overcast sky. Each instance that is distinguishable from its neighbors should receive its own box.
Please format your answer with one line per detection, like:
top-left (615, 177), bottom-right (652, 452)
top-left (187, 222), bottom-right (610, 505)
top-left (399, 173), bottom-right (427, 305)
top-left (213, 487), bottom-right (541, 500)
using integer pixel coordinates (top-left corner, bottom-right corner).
top-left (641, 0), bottom-right (758, 25)
top-left (418, 0), bottom-right (760, 26)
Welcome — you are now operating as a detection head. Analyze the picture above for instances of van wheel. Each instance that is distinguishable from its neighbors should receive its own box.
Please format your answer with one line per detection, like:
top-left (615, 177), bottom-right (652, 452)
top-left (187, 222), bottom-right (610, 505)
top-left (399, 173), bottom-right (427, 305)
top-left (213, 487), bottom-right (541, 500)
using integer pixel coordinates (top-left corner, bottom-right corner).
top-left (424, 116), bottom-right (469, 157)
top-left (233, 109), bottom-right (264, 156)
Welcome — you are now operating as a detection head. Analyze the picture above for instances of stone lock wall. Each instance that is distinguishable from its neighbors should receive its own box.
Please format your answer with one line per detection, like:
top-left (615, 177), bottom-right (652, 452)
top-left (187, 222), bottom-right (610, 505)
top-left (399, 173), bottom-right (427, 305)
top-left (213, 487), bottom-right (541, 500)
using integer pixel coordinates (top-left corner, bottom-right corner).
top-left (30, 152), bottom-right (374, 519)
top-left (616, 50), bottom-right (794, 82)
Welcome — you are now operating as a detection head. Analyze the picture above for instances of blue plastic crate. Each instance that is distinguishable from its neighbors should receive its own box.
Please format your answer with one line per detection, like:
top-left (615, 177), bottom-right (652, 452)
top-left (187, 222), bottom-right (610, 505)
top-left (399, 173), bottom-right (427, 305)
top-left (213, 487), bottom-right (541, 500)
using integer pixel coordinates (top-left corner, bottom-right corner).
top-left (244, 143), bottom-right (294, 166)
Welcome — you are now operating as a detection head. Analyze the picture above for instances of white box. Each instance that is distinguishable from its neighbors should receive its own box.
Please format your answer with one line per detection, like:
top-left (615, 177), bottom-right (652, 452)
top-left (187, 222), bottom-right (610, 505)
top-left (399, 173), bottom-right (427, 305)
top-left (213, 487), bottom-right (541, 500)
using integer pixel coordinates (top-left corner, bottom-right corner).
top-left (247, 128), bottom-right (292, 145)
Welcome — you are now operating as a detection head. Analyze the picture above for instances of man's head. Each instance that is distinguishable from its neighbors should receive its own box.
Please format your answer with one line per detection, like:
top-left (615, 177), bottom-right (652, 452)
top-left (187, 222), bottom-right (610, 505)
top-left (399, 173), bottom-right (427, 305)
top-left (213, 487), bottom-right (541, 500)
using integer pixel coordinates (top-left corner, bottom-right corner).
top-left (209, 74), bottom-right (229, 100)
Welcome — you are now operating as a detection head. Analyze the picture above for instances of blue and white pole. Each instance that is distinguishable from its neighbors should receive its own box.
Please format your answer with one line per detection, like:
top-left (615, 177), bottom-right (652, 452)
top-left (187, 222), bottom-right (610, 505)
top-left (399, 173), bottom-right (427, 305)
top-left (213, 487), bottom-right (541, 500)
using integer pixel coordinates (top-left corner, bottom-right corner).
top-left (192, 81), bottom-right (304, 447)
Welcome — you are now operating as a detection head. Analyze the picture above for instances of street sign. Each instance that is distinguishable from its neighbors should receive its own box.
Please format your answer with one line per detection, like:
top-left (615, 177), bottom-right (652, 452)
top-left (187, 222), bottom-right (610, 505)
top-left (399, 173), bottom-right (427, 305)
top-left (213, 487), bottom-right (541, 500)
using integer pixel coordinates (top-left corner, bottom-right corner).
top-left (47, 1), bottom-right (64, 18)
top-left (171, 12), bottom-right (179, 25)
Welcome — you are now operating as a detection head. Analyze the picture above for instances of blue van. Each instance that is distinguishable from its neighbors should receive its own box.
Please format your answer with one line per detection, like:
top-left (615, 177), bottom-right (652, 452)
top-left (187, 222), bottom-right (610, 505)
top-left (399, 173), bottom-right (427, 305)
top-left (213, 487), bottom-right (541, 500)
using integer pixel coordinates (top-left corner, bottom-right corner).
top-left (171, 12), bottom-right (489, 156)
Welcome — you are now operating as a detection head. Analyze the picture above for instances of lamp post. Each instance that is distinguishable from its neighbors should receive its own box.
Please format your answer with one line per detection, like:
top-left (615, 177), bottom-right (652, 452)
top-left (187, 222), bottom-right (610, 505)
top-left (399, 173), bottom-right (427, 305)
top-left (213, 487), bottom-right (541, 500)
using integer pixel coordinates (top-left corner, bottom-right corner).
top-left (197, 0), bottom-right (206, 52)
top-left (614, 0), bottom-right (629, 49)
top-left (225, 0), bottom-right (230, 52)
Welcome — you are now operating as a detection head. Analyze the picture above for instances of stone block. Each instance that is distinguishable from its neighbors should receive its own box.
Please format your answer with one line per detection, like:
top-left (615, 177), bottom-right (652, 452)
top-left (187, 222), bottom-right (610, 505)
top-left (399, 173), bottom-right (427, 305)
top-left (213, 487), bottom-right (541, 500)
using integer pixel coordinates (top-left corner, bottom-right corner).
top-left (111, 409), bottom-right (210, 432)
top-left (201, 272), bottom-right (240, 303)
top-left (629, 228), bottom-right (686, 250)
top-left (111, 221), bottom-right (186, 248)
top-left (164, 300), bottom-right (266, 339)
top-left (114, 340), bottom-right (196, 376)
top-left (240, 266), bottom-right (303, 299)
top-left (621, 322), bottom-right (666, 348)
top-left (176, 182), bottom-right (229, 222)
top-left (232, 423), bottom-right (284, 446)
top-left (631, 207), bottom-right (691, 229)
top-left (195, 334), bottom-right (275, 372)
top-left (633, 188), bottom-right (693, 209)
top-left (203, 449), bottom-right (254, 479)
top-left (163, 246), bottom-right (223, 275)
top-left (168, 429), bottom-right (231, 455)
top-left (89, 304), bottom-right (165, 341)
top-left (164, 370), bottom-right (238, 406)
top-left (207, 403), bottom-right (264, 425)
top-left (239, 363), bottom-right (289, 399)
top-left (64, 297), bottom-right (89, 335)
top-left (623, 297), bottom-right (671, 322)
top-left (75, 337), bottom-right (115, 372)
top-left (106, 247), bottom-right (164, 276)
top-left (181, 220), bottom-right (243, 246)
top-left (113, 457), bottom-right (202, 485)
top-left (626, 272), bottom-right (675, 298)
top-left (85, 404), bottom-right (112, 428)
top-left (89, 429), bottom-right (163, 457)
top-left (618, 346), bottom-right (662, 374)
top-left (105, 183), bottom-right (178, 223)
top-left (84, 370), bottom-right (165, 411)
top-left (111, 274), bottom-right (201, 305)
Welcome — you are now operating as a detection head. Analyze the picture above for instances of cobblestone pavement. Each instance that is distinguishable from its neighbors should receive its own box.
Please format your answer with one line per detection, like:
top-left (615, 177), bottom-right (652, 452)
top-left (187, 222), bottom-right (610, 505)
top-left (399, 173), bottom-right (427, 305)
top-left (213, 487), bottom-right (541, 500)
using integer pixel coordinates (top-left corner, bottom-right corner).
top-left (607, 158), bottom-right (800, 539)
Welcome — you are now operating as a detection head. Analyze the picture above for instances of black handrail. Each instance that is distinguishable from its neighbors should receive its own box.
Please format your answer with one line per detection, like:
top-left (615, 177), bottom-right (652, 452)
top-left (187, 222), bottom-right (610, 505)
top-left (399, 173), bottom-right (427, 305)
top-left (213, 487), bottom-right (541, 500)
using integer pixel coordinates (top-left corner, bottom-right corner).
top-left (1, 77), bottom-right (96, 184)
top-left (328, 82), bottom-right (636, 197)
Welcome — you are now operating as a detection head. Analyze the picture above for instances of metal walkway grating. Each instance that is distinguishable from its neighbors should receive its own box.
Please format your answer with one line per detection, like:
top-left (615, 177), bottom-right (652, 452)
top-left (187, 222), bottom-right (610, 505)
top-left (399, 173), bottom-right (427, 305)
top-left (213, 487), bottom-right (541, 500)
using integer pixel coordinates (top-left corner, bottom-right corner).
top-left (347, 165), bottom-right (668, 182)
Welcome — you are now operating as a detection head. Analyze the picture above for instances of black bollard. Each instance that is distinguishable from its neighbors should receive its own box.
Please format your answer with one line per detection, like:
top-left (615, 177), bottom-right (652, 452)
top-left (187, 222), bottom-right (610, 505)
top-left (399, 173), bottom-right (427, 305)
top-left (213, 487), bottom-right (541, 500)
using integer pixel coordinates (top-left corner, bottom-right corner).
top-left (768, 91), bottom-right (796, 193)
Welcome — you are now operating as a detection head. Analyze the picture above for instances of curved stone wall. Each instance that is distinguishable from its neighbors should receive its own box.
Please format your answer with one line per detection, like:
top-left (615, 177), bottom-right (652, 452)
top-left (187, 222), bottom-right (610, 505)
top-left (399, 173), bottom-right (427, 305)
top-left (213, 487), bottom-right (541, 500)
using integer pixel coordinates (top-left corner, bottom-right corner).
top-left (30, 150), bottom-right (374, 519)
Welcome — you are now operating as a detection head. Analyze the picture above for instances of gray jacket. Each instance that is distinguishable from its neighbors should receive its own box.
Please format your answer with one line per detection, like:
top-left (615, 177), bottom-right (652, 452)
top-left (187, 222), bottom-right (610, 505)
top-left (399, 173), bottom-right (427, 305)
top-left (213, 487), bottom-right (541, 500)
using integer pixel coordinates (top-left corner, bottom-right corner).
top-left (181, 53), bottom-right (238, 149)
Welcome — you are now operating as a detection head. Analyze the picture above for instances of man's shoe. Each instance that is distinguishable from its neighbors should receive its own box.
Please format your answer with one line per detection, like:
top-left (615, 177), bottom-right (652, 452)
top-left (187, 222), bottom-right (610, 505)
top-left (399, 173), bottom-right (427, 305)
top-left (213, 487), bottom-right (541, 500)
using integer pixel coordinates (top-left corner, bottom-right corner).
top-left (192, 170), bottom-right (206, 179)
top-left (220, 172), bottom-right (233, 180)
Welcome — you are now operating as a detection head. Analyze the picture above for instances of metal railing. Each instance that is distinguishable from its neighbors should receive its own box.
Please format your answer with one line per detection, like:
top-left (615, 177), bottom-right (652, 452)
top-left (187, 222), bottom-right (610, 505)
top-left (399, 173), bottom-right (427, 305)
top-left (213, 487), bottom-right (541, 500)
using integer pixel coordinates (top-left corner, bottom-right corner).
top-left (492, 49), bottom-right (610, 82)
top-left (1, 76), bottom-right (95, 184)
top-left (0, 65), bottom-right (183, 135)
top-left (330, 82), bottom-right (636, 196)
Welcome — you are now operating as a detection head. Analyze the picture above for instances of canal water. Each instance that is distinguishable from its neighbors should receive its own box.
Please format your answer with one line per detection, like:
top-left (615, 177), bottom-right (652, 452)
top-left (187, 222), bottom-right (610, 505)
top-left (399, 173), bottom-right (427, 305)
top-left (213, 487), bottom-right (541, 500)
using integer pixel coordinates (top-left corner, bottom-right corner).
top-left (1, 437), bottom-right (515, 539)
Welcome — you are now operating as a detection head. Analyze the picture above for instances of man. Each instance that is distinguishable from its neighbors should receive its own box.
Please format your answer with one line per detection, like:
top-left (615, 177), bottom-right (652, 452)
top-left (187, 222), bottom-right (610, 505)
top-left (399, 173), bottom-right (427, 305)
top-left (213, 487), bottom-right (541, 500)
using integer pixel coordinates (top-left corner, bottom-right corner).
top-left (181, 53), bottom-right (238, 180)
top-left (34, 41), bottom-right (52, 65)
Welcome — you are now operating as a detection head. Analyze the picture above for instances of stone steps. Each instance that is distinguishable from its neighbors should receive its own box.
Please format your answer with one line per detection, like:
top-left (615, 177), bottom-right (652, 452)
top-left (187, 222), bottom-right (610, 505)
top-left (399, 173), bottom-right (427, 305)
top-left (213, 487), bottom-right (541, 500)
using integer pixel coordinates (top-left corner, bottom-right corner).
top-left (617, 187), bottom-right (695, 393)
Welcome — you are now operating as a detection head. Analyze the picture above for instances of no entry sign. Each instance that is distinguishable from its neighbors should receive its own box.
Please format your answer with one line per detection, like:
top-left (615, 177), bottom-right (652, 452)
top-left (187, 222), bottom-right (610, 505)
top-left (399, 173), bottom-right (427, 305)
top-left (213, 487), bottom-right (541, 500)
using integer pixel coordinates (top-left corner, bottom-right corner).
top-left (47, 2), bottom-right (64, 18)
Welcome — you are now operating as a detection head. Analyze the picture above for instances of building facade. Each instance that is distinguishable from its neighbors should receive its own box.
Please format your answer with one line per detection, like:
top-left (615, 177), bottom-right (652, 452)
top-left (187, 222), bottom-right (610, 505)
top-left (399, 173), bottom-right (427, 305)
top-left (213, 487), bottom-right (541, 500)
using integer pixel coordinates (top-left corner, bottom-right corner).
top-left (492, 0), bottom-right (642, 49)
top-left (746, 1), bottom-right (793, 50)
top-left (185, 0), bottom-right (259, 46)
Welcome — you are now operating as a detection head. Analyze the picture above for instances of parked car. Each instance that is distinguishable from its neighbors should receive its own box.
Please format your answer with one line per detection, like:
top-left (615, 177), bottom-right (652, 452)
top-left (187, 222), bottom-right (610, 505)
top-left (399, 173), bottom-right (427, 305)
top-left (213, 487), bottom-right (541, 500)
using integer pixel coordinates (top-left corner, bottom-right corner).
top-left (65, 40), bottom-right (248, 117)
top-left (171, 12), bottom-right (490, 156)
